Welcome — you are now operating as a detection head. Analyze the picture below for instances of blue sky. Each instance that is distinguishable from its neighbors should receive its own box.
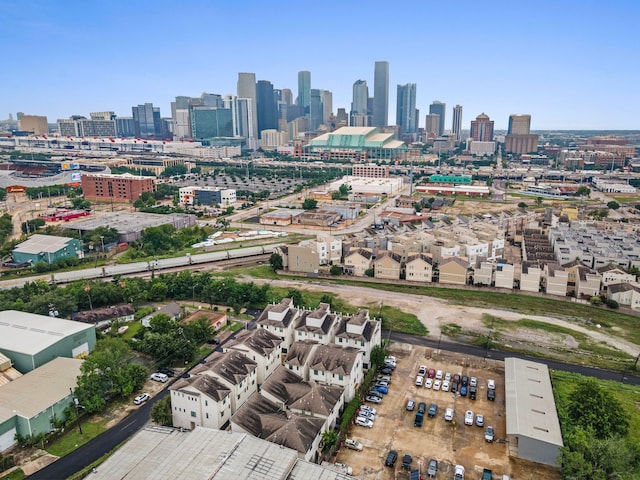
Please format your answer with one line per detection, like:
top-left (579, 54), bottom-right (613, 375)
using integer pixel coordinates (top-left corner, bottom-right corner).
top-left (1, 0), bottom-right (638, 130)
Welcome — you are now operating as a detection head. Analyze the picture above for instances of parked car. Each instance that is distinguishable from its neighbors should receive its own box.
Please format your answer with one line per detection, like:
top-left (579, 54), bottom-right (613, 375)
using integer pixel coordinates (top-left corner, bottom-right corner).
top-left (428, 368), bottom-right (436, 378)
top-left (415, 375), bottom-right (424, 387)
top-left (485, 426), bottom-right (495, 442)
top-left (470, 376), bottom-right (478, 387)
top-left (401, 454), bottom-right (413, 470)
top-left (375, 380), bottom-right (389, 388)
top-left (418, 365), bottom-right (427, 376)
top-left (487, 388), bottom-right (496, 401)
top-left (425, 378), bottom-right (433, 389)
top-left (469, 386), bottom-right (477, 400)
top-left (442, 380), bottom-right (450, 392)
top-left (461, 375), bottom-right (469, 386)
top-left (150, 372), bottom-right (169, 383)
top-left (134, 392), bottom-right (149, 405)
top-left (451, 380), bottom-right (459, 394)
top-left (359, 410), bottom-right (375, 421)
top-left (435, 370), bottom-right (443, 380)
top-left (418, 402), bottom-right (427, 414)
top-left (445, 408), bottom-right (454, 421)
top-left (368, 390), bottom-right (383, 398)
top-left (460, 385), bottom-right (468, 397)
top-left (158, 367), bottom-right (175, 377)
top-left (365, 395), bottom-right (382, 404)
top-left (344, 438), bottom-right (363, 451)
top-left (453, 373), bottom-right (461, 384)
top-left (373, 385), bottom-right (388, 395)
top-left (380, 367), bottom-right (393, 375)
top-left (377, 375), bottom-right (391, 384)
top-left (464, 410), bottom-right (474, 426)
top-left (359, 405), bottom-right (377, 415)
top-left (444, 372), bottom-right (452, 382)
top-left (406, 399), bottom-right (416, 411)
top-left (433, 379), bottom-right (441, 391)
top-left (427, 458), bottom-right (438, 478)
top-left (385, 449), bottom-right (398, 467)
top-left (355, 416), bottom-right (373, 428)
top-left (487, 379), bottom-right (496, 390)
top-left (454, 464), bottom-right (466, 480)
top-left (428, 403), bottom-right (438, 418)
top-left (385, 356), bottom-right (397, 364)
top-left (476, 413), bottom-right (484, 427)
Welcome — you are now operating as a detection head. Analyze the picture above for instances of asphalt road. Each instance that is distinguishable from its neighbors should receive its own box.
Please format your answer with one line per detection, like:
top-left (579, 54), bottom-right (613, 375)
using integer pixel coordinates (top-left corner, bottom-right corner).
top-left (28, 329), bottom-right (640, 479)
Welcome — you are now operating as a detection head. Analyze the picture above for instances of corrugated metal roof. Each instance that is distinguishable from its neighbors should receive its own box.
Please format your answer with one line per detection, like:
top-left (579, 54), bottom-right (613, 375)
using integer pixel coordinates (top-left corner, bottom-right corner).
top-left (13, 234), bottom-right (79, 255)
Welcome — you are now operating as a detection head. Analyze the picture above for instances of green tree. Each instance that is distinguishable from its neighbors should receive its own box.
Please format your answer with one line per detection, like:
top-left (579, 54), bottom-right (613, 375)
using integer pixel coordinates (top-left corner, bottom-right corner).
top-left (607, 201), bottom-right (620, 210)
top-left (329, 265), bottom-right (342, 275)
top-left (364, 268), bottom-right (374, 277)
top-left (71, 197), bottom-right (91, 210)
top-left (162, 165), bottom-right (188, 177)
top-left (287, 288), bottom-right (304, 308)
top-left (370, 345), bottom-right (386, 367)
top-left (321, 430), bottom-right (338, 452)
top-left (518, 202), bottom-right (527, 209)
top-left (577, 186), bottom-right (591, 196)
top-left (269, 253), bottom-right (283, 271)
top-left (567, 378), bottom-right (629, 439)
top-left (21, 217), bottom-right (45, 234)
top-left (535, 196), bottom-right (543, 207)
top-left (339, 184), bottom-right (351, 196)
top-left (302, 198), bottom-right (317, 210)
top-left (151, 395), bottom-right (173, 427)
top-left (183, 316), bottom-right (215, 344)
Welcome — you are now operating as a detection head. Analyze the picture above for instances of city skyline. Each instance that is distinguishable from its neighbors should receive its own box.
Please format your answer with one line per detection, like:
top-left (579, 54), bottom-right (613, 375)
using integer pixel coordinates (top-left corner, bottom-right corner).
top-left (1, 0), bottom-right (638, 130)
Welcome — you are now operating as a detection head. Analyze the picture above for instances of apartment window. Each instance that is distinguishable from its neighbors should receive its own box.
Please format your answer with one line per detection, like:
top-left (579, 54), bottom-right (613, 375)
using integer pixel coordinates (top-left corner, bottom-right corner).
top-left (205, 400), bottom-right (208, 407)
top-left (221, 411), bottom-right (225, 417)
top-left (314, 369), bottom-right (319, 375)
top-left (191, 411), bottom-right (196, 418)
top-left (339, 375), bottom-right (344, 381)
top-left (237, 394), bottom-right (240, 400)
top-left (206, 413), bottom-right (209, 419)
top-left (339, 337), bottom-right (343, 343)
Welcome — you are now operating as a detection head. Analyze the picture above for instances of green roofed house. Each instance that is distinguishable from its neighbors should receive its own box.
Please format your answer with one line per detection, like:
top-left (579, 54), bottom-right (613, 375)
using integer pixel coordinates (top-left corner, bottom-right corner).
top-left (0, 357), bottom-right (83, 451)
top-left (12, 234), bottom-right (83, 265)
top-left (0, 310), bottom-right (96, 373)
top-left (308, 126), bottom-right (409, 162)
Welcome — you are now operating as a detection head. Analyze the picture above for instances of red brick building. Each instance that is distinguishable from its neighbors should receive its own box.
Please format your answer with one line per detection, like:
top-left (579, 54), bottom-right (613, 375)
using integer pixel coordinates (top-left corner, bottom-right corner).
top-left (81, 173), bottom-right (155, 203)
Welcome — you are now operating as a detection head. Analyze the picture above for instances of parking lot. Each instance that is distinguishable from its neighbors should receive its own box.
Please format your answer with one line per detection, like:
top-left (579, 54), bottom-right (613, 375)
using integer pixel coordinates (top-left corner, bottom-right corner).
top-left (336, 343), bottom-right (544, 479)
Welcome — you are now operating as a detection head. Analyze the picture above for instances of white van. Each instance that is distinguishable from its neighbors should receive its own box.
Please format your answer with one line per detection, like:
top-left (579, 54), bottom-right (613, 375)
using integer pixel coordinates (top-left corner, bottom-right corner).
top-left (150, 372), bottom-right (168, 383)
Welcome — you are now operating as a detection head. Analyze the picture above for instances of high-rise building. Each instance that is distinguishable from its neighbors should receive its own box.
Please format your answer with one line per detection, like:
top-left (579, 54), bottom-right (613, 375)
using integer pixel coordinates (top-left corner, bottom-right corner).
top-left (297, 71), bottom-right (311, 113)
top-left (19, 115), bottom-right (48, 135)
top-left (505, 114), bottom-right (538, 154)
top-left (452, 105), bottom-right (463, 141)
top-left (309, 89), bottom-right (323, 130)
top-left (190, 106), bottom-right (233, 139)
top-left (424, 114), bottom-right (440, 137)
top-left (321, 90), bottom-right (332, 125)
top-left (351, 80), bottom-right (368, 115)
top-left (429, 101), bottom-right (446, 136)
top-left (280, 88), bottom-right (293, 106)
top-left (256, 80), bottom-right (277, 137)
top-left (237, 73), bottom-right (258, 146)
top-left (373, 61), bottom-right (389, 127)
top-left (470, 113), bottom-right (494, 141)
top-left (116, 117), bottom-right (135, 137)
top-left (132, 103), bottom-right (163, 139)
top-left (396, 83), bottom-right (418, 135)
top-left (508, 114), bottom-right (531, 134)
top-left (172, 96), bottom-right (193, 139)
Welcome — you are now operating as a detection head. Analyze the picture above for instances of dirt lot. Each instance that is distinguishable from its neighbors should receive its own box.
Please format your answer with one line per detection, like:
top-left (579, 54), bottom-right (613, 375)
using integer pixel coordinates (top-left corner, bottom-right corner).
top-left (335, 343), bottom-right (560, 480)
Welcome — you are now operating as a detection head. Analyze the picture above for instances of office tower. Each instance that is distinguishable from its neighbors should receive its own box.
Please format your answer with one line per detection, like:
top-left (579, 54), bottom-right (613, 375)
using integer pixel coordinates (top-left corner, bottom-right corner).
top-left (452, 105), bottom-right (463, 141)
top-left (116, 117), bottom-right (135, 137)
top-left (321, 90), bottom-right (332, 124)
top-left (201, 93), bottom-right (224, 108)
top-left (425, 114), bottom-right (440, 136)
top-left (224, 95), bottom-right (255, 140)
top-left (309, 89), bottom-right (323, 130)
top-left (190, 106), bottom-right (233, 138)
top-left (429, 101), bottom-right (446, 136)
top-left (350, 80), bottom-right (369, 126)
top-left (19, 115), bottom-right (48, 135)
top-left (505, 114), bottom-right (538, 154)
top-left (132, 103), bottom-right (163, 139)
top-left (280, 88), bottom-right (293, 106)
top-left (470, 113), bottom-right (494, 141)
top-left (396, 83), bottom-right (418, 134)
top-left (256, 80), bottom-right (277, 137)
top-left (373, 61), bottom-right (389, 127)
top-left (508, 114), bottom-right (531, 134)
top-left (336, 108), bottom-right (348, 125)
top-left (297, 71), bottom-right (311, 113)
top-left (172, 96), bottom-right (192, 139)
top-left (237, 73), bottom-right (258, 145)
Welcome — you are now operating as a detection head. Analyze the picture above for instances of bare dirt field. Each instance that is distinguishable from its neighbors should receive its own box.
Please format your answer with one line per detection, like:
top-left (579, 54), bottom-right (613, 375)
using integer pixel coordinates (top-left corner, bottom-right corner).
top-left (335, 343), bottom-right (561, 480)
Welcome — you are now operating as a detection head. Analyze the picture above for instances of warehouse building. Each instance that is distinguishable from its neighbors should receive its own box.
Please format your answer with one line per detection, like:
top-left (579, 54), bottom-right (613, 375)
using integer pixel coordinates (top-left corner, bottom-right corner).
top-left (0, 310), bottom-right (96, 373)
top-left (12, 234), bottom-right (83, 265)
top-left (505, 357), bottom-right (563, 466)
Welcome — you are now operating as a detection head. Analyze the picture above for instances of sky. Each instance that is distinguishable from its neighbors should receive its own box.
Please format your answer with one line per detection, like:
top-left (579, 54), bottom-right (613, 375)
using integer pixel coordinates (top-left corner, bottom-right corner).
top-left (1, 0), bottom-right (639, 130)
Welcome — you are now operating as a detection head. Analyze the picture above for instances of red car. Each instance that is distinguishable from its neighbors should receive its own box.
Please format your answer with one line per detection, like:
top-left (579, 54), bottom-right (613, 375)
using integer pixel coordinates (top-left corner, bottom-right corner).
top-left (427, 369), bottom-right (436, 378)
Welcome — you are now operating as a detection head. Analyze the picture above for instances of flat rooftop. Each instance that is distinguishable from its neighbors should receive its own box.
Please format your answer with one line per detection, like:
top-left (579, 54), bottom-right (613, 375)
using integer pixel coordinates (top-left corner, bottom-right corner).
top-left (62, 211), bottom-right (195, 234)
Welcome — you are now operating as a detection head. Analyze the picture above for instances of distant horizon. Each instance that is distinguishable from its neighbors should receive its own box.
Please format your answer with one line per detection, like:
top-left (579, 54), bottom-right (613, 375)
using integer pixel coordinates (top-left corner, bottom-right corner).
top-left (1, 0), bottom-right (638, 131)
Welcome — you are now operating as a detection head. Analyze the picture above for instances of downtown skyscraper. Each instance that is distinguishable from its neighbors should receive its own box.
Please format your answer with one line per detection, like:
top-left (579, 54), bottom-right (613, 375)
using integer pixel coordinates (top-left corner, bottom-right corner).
top-left (429, 101), bottom-right (446, 136)
top-left (297, 71), bottom-right (311, 114)
top-left (373, 61), bottom-right (389, 127)
top-left (396, 83), bottom-right (418, 135)
top-left (237, 73), bottom-right (258, 148)
top-left (452, 104), bottom-right (463, 141)
top-left (256, 80), bottom-right (277, 137)
top-left (350, 80), bottom-right (369, 126)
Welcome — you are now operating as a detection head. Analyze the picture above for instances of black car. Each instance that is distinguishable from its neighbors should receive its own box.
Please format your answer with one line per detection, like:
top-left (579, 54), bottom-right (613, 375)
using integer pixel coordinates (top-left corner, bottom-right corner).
top-left (401, 454), bottom-right (413, 470)
top-left (417, 402), bottom-right (427, 414)
top-left (461, 375), bottom-right (469, 386)
top-left (469, 386), bottom-right (477, 400)
top-left (487, 388), bottom-right (496, 401)
top-left (451, 381), bottom-right (459, 394)
top-left (428, 403), bottom-right (438, 417)
top-left (385, 449), bottom-right (398, 467)
top-left (159, 367), bottom-right (175, 377)
top-left (380, 367), bottom-right (393, 375)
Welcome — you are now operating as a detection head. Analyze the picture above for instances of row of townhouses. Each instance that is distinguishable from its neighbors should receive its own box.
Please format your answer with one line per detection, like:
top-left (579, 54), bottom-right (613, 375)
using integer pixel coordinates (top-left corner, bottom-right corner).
top-left (170, 300), bottom-right (381, 461)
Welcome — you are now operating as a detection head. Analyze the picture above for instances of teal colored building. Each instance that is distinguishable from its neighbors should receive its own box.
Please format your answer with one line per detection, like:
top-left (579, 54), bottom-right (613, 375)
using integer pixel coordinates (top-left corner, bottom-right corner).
top-left (0, 310), bottom-right (96, 373)
top-left (428, 174), bottom-right (472, 185)
top-left (12, 234), bottom-right (83, 265)
top-left (0, 357), bottom-right (83, 451)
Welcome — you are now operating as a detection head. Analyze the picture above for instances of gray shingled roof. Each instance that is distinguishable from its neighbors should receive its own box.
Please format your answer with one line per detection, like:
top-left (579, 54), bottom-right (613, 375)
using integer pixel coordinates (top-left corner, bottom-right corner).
top-left (225, 328), bottom-right (283, 357)
top-left (193, 350), bottom-right (256, 386)
top-left (171, 373), bottom-right (231, 402)
top-left (309, 345), bottom-right (360, 375)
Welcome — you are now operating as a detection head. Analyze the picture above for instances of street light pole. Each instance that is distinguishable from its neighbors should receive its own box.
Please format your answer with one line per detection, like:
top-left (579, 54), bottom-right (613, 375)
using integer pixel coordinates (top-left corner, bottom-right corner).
top-left (70, 388), bottom-right (83, 434)
top-left (192, 283), bottom-right (199, 308)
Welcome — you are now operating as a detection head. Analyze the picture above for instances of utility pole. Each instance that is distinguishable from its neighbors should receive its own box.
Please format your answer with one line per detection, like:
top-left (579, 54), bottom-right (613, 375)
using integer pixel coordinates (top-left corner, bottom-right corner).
top-left (70, 388), bottom-right (83, 434)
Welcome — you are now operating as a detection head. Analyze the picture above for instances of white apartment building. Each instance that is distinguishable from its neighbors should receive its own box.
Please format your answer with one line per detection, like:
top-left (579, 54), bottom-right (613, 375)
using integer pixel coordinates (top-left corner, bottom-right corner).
top-left (223, 328), bottom-right (283, 384)
top-left (170, 374), bottom-right (232, 430)
top-left (333, 309), bottom-right (381, 370)
top-left (284, 340), bottom-right (320, 379)
top-left (294, 303), bottom-right (340, 344)
top-left (309, 344), bottom-right (363, 402)
top-left (316, 232), bottom-right (342, 265)
top-left (494, 263), bottom-right (515, 289)
top-left (520, 263), bottom-right (542, 292)
top-left (255, 298), bottom-right (301, 355)
top-left (405, 253), bottom-right (434, 283)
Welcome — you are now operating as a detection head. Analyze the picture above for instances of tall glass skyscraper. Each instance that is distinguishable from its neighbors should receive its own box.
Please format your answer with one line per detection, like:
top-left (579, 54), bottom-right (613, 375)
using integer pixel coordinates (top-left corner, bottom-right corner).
top-left (452, 104), bottom-right (463, 141)
top-left (256, 80), bottom-right (277, 137)
top-left (429, 101), bottom-right (446, 136)
top-left (297, 71), bottom-right (311, 113)
top-left (373, 61), bottom-right (389, 127)
top-left (132, 103), bottom-right (163, 139)
top-left (237, 73), bottom-right (258, 146)
top-left (396, 83), bottom-right (417, 134)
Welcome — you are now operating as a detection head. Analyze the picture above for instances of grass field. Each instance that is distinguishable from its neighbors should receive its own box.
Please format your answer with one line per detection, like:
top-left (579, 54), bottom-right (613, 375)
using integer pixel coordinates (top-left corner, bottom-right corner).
top-left (45, 418), bottom-right (109, 457)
